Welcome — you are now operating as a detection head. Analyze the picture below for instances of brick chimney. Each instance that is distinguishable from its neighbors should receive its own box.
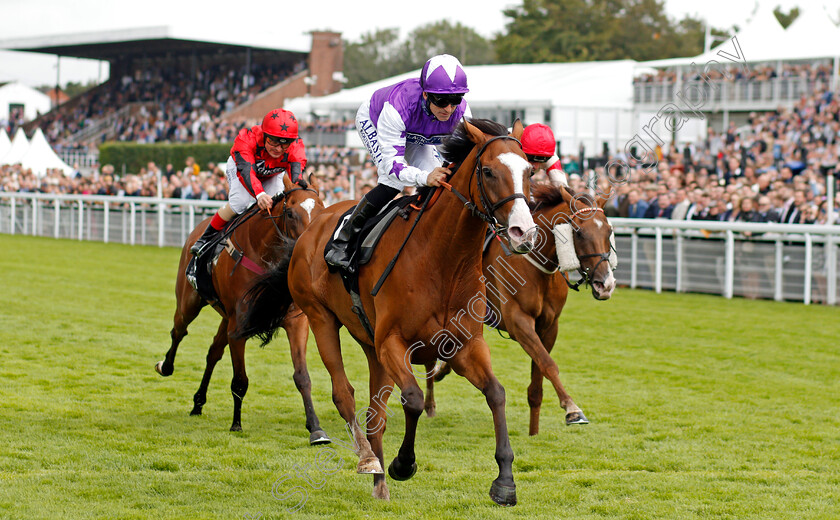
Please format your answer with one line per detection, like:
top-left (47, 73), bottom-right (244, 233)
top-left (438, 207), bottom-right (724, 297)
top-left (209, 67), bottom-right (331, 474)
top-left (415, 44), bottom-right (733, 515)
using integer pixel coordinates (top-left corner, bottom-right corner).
top-left (307, 31), bottom-right (345, 97)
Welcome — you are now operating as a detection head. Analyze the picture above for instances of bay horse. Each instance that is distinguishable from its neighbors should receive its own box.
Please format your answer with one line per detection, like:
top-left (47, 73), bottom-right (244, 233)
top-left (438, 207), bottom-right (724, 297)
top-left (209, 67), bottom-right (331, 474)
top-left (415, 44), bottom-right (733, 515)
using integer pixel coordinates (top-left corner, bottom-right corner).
top-left (426, 181), bottom-right (617, 436)
top-left (237, 119), bottom-right (536, 505)
top-left (155, 174), bottom-right (330, 441)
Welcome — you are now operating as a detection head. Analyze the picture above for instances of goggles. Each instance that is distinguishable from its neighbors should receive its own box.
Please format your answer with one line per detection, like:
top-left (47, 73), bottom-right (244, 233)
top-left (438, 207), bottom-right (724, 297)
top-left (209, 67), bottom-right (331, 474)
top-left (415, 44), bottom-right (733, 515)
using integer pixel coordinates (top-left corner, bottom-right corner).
top-left (427, 93), bottom-right (464, 108)
top-left (265, 135), bottom-right (295, 146)
top-left (526, 154), bottom-right (551, 164)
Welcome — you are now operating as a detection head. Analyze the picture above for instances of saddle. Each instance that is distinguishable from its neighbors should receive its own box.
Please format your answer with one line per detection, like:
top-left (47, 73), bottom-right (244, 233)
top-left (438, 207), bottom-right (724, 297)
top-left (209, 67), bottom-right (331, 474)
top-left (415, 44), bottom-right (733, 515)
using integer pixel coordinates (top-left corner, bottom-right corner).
top-left (186, 240), bottom-right (226, 304)
top-left (324, 190), bottom-right (434, 290)
top-left (324, 187), bottom-right (436, 341)
top-left (186, 209), bottom-right (268, 306)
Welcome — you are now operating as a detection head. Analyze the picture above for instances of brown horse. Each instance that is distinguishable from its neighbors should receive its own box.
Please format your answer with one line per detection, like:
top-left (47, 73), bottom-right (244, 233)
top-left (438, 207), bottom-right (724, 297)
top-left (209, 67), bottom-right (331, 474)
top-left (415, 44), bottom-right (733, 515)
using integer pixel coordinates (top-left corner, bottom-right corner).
top-left (426, 182), bottom-right (617, 435)
top-left (155, 175), bottom-right (329, 441)
top-left (237, 119), bottom-right (536, 505)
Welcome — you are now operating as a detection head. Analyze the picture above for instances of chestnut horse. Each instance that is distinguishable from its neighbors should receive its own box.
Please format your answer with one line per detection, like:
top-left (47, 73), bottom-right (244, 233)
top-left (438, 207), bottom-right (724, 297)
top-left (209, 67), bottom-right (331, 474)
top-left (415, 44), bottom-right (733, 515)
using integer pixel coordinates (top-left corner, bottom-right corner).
top-left (155, 175), bottom-right (329, 441)
top-left (238, 119), bottom-right (536, 505)
top-left (427, 182), bottom-right (617, 435)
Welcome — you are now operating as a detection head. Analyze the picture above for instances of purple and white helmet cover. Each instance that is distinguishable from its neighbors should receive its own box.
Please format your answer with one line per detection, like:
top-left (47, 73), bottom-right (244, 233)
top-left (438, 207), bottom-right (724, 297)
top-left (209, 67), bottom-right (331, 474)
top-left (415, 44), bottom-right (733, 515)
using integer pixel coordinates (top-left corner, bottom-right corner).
top-left (420, 54), bottom-right (469, 94)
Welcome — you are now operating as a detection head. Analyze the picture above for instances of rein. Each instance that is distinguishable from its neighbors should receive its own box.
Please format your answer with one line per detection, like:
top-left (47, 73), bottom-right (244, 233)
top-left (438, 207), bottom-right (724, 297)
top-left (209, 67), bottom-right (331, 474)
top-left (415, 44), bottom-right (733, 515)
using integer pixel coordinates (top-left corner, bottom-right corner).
top-left (439, 135), bottom-right (527, 242)
top-left (368, 135), bottom-right (525, 298)
top-left (262, 186), bottom-right (318, 237)
top-left (224, 186), bottom-right (317, 276)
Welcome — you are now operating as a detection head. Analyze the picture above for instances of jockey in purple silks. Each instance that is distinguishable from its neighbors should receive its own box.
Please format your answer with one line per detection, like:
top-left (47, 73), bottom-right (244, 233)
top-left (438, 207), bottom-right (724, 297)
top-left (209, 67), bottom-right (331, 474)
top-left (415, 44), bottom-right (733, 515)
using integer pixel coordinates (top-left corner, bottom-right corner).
top-left (324, 54), bottom-right (472, 273)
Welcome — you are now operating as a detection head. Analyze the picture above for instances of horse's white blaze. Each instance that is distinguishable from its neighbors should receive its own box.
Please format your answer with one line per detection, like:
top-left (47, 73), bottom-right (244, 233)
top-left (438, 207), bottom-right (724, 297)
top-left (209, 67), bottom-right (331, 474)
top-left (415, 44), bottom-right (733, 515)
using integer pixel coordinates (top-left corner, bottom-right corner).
top-left (594, 218), bottom-right (603, 229)
top-left (497, 152), bottom-right (536, 247)
top-left (301, 198), bottom-right (316, 219)
top-left (601, 269), bottom-right (617, 297)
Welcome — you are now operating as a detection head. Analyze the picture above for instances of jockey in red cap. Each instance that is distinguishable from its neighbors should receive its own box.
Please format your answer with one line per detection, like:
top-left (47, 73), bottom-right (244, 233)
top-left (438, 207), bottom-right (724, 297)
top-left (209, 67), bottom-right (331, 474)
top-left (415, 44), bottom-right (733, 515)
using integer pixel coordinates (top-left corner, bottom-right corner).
top-left (191, 108), bottom-right (307, 257)
top-left (521, 123), bottom-right (567, 186)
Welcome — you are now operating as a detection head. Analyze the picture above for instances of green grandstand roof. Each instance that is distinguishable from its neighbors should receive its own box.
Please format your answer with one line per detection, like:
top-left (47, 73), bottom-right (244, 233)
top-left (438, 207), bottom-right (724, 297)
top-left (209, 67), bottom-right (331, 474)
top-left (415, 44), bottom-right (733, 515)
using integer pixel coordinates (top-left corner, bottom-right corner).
top-left (0, 26), bottom-right (309, 61)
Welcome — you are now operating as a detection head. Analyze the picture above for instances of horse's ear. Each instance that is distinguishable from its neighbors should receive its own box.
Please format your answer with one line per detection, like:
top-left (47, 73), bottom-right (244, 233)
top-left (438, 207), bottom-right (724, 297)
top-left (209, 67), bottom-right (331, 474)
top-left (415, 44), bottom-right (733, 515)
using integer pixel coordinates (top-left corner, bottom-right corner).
top-left (594, 193), bottom-right (609, 209)
top-left (511, 118), bottom-right (524, 141)
top-left (282, 174), bottom-right (294, 192)
top-left (560, 184), bottom-right (574, 204)
top-left (307, 173), bottom-right (320, 195)
top-left (464, 118), bottom-right (486, 145)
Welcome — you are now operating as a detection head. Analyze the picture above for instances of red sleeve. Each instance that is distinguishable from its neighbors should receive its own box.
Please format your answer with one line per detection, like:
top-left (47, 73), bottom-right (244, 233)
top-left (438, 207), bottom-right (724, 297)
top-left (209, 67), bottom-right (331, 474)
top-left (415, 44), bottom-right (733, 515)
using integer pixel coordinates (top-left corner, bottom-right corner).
top-left (230, 126), bottom-right (265, 197)
top-left (285, 139), bottom-right (307, 184)
top-left (547, 158), bottom-right (563, 172)
top-left (288, 139), bottom-right (307, 169)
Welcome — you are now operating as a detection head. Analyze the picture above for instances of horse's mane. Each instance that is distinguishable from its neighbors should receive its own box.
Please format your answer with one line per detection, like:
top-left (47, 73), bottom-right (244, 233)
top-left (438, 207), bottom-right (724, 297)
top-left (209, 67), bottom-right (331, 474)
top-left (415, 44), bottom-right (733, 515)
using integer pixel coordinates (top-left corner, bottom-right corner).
top-left (530, 183), bottom-right (596, 210)
top-left (440, 118), bottom-right (509, 170)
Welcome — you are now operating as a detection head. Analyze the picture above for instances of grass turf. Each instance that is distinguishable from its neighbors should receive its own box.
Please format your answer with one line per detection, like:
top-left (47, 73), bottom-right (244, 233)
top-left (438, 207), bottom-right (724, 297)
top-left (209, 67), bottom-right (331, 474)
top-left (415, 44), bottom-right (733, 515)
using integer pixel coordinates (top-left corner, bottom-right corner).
top-left (0, 234), bottom-right (838, 519)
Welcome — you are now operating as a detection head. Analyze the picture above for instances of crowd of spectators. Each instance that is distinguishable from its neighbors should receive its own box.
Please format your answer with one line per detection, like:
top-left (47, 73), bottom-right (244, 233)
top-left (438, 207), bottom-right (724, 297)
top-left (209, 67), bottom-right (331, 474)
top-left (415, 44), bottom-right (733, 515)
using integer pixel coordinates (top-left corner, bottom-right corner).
top-left (0, 146), bottom-right (370, 207)
top-left (30, 59), bottom-right (305, 152)
top-left (4, 60), bottom-right (840, 231)
top-left (551, 83), bottom-right (840, 228)
top-left (633, 62), bottom-right (835, 84)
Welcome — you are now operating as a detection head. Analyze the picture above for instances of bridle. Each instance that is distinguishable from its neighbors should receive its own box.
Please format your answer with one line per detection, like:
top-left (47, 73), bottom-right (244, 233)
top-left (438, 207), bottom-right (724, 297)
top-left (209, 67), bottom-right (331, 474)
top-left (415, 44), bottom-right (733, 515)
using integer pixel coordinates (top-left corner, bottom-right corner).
top-left (264, 186), bottom-right (319, 237)
top-left (526, 203), bottom-right (615, 291)
top-left (439, 135), bottom-right (528, 240)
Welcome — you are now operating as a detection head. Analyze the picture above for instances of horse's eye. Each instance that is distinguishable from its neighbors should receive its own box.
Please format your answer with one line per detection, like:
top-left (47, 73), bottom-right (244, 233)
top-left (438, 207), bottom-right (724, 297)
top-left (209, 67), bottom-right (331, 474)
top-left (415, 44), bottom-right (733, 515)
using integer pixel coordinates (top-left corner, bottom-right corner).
top-left (482, 166), bottom-right (494, 177)
top-left (285, 209), bottom-right (295, 218)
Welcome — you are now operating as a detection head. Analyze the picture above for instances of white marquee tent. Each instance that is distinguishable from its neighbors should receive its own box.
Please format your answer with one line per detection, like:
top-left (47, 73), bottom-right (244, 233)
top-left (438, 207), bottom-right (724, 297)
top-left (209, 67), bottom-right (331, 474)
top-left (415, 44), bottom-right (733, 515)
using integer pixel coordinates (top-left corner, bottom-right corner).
top-left (1, 127), bottom-right (29, 165)
top-left (640, 5), bottom-right (840, 70)
top-left (0, 82), bottom-right (51, 122)
top-left (640, 5), bottom-right (787, 69)
top-left (0, 128), bottom-right (10, 160)
top-left (20, 128), bottom-right (75, 176)
top-left (775, 7), bottom-right (840, 61)
top-left (288, 60), bottom-right (639, 155)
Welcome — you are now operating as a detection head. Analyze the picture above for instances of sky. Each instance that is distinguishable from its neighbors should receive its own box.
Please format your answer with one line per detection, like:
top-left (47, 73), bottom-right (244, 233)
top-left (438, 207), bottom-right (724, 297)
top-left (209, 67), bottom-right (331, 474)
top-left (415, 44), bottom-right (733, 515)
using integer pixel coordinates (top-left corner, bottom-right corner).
top-left (0, 0), bottom-right (834, 87)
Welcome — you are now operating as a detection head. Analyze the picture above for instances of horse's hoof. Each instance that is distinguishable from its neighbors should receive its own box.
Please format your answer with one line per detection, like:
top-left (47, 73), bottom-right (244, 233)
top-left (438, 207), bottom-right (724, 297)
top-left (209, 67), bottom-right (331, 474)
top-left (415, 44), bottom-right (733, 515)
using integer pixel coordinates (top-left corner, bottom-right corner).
top-left (372, 482), bottom-right (390, 501)
top-left (154, 361), bottom-right (172, 377)
top-left (357, 456), bottom-right (384, 474)
top-left (565, 411), bottom-right (589, 425)
top-left (387, 458), bottom-right (417, 481)
top-left (230, 423), bottom-right (242, 432)
top-left (189, 406), bottom-right (202, 416)
top-left (489, 481), bottom-right (517, 506)
top-left (424, 407), bottom-right (436, 418)
top-left (309, 430), bottom-right (331, 445)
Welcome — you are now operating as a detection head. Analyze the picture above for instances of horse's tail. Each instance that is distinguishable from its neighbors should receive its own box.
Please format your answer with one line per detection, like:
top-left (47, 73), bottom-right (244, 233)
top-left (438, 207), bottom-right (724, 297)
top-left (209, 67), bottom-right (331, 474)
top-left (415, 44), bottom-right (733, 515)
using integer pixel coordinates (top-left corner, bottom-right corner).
top-left (232, 237), bottom-right (297, 346)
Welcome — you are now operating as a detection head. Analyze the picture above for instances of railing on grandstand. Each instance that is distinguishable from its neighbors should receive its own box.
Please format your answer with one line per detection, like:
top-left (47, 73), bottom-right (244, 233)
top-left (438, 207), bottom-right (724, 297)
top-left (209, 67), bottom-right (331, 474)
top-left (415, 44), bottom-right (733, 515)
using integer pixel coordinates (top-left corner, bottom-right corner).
top-left (633, 77), bottom-right (818, 109)
top-left (299, 130), bottom-right (348, 147)
top-left (58, 149), bottom-right (100, 171)
top-left (2, 192), bottom-right (838, 306)
top-left (67, 104), bottom-right (134, 145)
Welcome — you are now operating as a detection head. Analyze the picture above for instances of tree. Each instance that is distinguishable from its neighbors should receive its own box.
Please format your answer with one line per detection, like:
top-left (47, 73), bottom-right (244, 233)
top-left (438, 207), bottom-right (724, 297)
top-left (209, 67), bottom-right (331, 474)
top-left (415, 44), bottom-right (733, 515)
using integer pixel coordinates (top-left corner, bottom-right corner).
top-left (773, 6), bottom-right (800, 29)
top-left (494, 0), bottom-right (722, 63)
top-left (343, 22), bottom-right (495, 88)
top-left (343, 28), bottom-right (413, 88)
top-left (404, 21), bottom-right (496, 67)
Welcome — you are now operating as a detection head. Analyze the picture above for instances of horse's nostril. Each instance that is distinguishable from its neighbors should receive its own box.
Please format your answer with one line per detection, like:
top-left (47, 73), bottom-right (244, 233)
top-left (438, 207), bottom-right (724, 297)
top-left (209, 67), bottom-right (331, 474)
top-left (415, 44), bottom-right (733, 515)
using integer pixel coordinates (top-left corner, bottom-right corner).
top-left (509, 227), bottom-right (523, 240)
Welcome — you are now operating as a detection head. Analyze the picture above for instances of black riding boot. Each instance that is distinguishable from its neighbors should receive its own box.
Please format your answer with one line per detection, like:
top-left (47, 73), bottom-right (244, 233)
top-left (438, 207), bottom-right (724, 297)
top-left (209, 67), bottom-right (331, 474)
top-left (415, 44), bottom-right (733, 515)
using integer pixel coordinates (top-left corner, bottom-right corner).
top-left (190, 224), bottom-right (221, 257)
top-left (325, 197), bottom-right (380, 273)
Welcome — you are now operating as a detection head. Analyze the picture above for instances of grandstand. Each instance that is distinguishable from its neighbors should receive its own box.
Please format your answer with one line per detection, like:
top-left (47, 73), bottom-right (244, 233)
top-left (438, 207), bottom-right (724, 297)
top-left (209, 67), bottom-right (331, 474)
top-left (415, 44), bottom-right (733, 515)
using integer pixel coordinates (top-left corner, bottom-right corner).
top-left (0, 26), bottom-right (344, 170)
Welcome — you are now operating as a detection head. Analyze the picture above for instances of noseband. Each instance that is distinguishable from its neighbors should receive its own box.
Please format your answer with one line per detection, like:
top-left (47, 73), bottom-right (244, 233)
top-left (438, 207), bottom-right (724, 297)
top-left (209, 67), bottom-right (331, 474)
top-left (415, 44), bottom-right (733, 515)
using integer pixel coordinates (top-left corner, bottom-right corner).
top-left (558, 206), bottom-right (617, 291)
top-left (526, 204), bottom-right (615, 290)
